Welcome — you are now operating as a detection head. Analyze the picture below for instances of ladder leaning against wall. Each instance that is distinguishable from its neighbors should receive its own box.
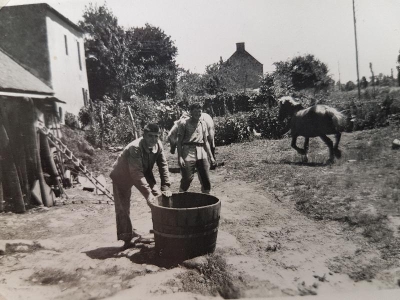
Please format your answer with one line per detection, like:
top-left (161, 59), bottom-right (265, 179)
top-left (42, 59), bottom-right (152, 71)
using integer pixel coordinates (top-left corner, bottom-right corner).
top-left (38, 124), bottom-right (114, 202)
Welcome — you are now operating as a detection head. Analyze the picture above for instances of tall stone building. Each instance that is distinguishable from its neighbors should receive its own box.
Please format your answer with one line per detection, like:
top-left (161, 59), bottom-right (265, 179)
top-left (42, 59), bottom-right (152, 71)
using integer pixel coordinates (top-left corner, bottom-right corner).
top-left (226, 42), bottom-right (263, 89)
top-left (0, 3), bottom-right (90, 119)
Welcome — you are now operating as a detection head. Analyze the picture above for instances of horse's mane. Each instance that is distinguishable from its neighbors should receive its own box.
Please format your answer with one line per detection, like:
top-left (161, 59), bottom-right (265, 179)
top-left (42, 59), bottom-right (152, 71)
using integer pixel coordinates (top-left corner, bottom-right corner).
top-left (278, 96), bottom-right (304, 109)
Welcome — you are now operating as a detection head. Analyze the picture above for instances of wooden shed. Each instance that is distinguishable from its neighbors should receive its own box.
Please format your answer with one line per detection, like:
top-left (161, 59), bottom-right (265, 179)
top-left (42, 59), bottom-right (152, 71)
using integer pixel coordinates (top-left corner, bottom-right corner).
top-left (0, 48), bottom-right (65, 213)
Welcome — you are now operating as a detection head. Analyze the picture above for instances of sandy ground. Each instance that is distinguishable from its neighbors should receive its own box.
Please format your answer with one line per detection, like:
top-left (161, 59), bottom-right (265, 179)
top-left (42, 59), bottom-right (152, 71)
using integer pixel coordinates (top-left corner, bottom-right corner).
top-left (1, 160), bottom-right (400, 300)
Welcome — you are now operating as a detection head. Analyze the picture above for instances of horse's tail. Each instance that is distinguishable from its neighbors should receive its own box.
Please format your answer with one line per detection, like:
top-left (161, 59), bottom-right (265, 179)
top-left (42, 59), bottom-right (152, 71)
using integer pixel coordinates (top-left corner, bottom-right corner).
top-left (327, 107), bottom-right (346, 131)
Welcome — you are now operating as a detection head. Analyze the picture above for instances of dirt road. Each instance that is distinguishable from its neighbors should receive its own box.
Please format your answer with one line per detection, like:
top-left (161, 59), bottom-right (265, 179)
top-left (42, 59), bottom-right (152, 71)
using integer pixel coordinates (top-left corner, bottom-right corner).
top-left (1, 160), bottom-right (400, 299)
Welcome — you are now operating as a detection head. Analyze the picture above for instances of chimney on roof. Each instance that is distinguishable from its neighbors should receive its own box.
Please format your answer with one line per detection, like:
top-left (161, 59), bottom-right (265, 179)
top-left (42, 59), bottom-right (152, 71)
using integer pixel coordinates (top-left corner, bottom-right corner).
top-left (236, 42), bottom-right (245, 52)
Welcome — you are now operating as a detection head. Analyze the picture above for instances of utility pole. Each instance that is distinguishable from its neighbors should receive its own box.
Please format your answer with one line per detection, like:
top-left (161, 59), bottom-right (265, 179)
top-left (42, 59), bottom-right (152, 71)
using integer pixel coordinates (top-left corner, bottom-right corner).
top-left (352, 0), bottom-right (361, 100)
top-left (338, 61), bottom-right (342, 91)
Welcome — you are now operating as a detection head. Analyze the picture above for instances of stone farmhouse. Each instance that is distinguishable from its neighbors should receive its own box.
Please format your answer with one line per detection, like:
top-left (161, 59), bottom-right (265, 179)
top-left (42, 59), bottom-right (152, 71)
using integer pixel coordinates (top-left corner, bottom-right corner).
top-left (0, 3), bottom-right (90, 212)
top-left (226, 42), bottom-right (263, 90)
top-left (0, 3), bottom-right (90, 120)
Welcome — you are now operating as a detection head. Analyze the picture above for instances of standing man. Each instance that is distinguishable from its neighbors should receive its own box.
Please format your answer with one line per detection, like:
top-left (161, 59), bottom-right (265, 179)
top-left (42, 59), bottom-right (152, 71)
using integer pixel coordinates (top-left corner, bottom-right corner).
top-left (110, 123), bottom-right (172, 249)
top-left (177, 103), bottom-right (216, 194)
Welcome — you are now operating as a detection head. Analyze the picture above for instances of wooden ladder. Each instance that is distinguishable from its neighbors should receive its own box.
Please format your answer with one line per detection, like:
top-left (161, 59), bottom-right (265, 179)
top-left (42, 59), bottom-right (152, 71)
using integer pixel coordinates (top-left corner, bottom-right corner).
top-left (38, 126), bottom-right (114, 201)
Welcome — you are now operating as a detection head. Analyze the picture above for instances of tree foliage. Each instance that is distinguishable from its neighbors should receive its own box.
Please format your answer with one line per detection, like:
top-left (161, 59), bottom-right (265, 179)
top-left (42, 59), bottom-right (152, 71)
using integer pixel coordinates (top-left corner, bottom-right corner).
top-left (126, 24), bottom-right (178, 100)
top-left (79, 4), bottom-right (130, 100)
top-left (176, 69), bottom-right (205, 101)
top-left (360, 76), bottom-right (368, 89)
top-left (78, 4), bottom-right (178, 101)
top-left (200, 58), bottom-right (243, 95)
top-left (345, 81), bottom-right (356, 91)
top-left (273, 54), bottom-right (333, 93)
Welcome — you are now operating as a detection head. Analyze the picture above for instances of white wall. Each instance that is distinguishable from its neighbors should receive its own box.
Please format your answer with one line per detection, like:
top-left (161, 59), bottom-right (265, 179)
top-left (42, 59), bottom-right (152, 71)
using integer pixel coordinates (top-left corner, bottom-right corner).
top-left (46, 12), bottom-right (89, 119)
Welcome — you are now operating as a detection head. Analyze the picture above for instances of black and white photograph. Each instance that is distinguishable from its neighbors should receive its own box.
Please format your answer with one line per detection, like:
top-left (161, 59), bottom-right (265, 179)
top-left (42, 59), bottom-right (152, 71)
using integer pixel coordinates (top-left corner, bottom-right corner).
top-left (0, 0), bottom-right (400, 299)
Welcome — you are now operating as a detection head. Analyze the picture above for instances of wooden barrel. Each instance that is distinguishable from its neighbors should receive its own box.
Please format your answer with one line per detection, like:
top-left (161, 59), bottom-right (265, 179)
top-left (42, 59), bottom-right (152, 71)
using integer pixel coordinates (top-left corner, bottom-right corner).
top-left (150, 192), bottom-right (221, 260)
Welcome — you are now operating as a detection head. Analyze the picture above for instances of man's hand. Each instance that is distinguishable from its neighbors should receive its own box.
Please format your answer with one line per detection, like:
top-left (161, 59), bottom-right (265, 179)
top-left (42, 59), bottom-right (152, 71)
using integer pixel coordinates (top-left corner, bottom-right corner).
top-left (178, 157), bottom-right (185, 168)
top-left (146, 196), bottom-right (154, 207)
top-left (162, 190), bottom-right (172, 197)
top-left (210, 157), bottom-right (216, 167)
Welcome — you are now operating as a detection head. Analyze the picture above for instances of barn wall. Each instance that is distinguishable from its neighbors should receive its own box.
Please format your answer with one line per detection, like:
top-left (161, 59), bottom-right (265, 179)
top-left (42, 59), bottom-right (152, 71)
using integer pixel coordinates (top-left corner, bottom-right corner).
top-left (0, 96), bottom-right (57, 213)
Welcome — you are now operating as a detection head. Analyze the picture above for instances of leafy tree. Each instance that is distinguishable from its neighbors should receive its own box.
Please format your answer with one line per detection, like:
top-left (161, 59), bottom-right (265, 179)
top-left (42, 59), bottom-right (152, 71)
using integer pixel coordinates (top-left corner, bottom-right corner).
top-left (397, 50), bottom-right (400, 86)
top-left (254, 73), bottom-right (279, 107)
top-left (273, 54), bottom-right (332, 93)
top-left (345, 81), bottom-right (356, 91)
top-left (360, 76), bottom-right (368, 89)
top-left (377, 73), bottom-right (394, 87)
top-left (126, 24), bottom-right (178, 100)
top-left (78, 4), bottom-right (135, 100)
top-left (79, 5), bottom-right (178, 101)
top-left (202, 58), bottom-right (242, 94)
top-left (176, 68), bottom-right (205, 101)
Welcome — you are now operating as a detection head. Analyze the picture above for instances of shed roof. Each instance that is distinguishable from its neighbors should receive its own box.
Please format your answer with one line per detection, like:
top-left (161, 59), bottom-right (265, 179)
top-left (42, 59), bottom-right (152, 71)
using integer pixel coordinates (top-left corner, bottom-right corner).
top-left (0, 48), bottom-right (54, 96)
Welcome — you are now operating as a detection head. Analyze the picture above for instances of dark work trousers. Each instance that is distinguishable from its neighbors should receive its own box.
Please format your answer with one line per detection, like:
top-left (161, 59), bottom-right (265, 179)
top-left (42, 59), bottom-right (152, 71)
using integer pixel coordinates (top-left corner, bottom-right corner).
top-left (180, 158), bottom-right (211, 193)
top-left (113, 182), bottom-right (160, 242)
top-left (113, 182), bottom-right (133, 242)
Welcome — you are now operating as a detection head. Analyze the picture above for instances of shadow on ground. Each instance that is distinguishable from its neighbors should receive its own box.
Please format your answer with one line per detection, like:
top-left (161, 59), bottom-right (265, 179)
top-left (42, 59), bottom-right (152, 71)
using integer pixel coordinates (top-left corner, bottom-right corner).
top-left (84, 245), bottom-right (183, 268)
top-left (262, 159), bottom-right (328, 167)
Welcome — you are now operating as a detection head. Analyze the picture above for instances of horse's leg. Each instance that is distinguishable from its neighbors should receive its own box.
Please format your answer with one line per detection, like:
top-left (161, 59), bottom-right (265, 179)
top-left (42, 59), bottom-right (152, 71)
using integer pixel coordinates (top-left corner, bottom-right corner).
top-left (333, 132), bottom-right (342, 159)
top-left (291, 136), bottom-right (306, 155)
top-left (319, 135), bottom-right (334, 163)
top-left (302, 137), bottom-right (309, 162)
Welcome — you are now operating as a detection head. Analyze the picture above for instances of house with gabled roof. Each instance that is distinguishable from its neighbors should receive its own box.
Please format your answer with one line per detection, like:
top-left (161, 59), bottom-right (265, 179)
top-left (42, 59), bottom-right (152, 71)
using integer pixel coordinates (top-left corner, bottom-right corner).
top-left (0, 47), bottom-right (64, 212)
top-left (0, 3), bottom-right (90, 213)
top-left (0, 3), bottom-right (90, 119)
top-left (226, 42), bottom-right (263, 90)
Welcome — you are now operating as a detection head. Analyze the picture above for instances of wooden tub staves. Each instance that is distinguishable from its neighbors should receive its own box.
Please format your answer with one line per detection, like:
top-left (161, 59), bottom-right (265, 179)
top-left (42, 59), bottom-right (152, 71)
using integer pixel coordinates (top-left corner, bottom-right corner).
top-left (149, 192), bottom-right (221, 260)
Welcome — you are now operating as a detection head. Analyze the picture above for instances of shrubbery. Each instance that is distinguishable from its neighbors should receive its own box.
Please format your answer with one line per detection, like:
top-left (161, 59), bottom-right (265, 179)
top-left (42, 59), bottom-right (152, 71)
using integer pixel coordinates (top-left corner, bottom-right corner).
top-left (214, 113), bottom-right (252, 146)
top-left (76, 86), bottom-right (400, 149)
top-left (248, 105), bottom-right (287, 139)
top-left (64, 112), bottom-right (80, 129)
top-left (78, 96), bottom-right (159, 147)
top-left (322, 88), bottom-right (400, 132)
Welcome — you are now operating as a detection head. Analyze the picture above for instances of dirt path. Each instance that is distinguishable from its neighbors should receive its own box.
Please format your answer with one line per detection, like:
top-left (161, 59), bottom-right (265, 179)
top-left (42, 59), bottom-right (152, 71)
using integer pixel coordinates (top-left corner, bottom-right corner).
top-left (1, 164), bottom-right (400, 299)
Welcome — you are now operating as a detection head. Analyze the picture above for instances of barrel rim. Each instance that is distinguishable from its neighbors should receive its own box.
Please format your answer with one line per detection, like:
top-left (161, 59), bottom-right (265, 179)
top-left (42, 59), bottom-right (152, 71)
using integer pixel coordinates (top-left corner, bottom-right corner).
top-left (149, 192), bottom-right (221, 211)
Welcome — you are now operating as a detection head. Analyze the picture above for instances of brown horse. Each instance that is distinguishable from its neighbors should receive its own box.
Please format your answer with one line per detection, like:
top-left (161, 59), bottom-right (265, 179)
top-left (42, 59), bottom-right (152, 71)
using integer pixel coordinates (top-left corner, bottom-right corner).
top-left (278, 96), bottom-right (346, 163)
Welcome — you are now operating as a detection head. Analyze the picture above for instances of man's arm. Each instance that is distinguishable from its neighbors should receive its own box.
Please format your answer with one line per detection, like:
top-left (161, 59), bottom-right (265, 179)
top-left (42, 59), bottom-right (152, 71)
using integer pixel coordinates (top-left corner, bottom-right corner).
top-left (177, 120), bottom-right (185, 167)
top-left (204, 139), bottom-right (215, 165)
top-left (156, 142), bottom-right (171, 191)
top-left (202, 121), bottom-right (215, 165)
top-left (127, 146), bottom-right (153, 200)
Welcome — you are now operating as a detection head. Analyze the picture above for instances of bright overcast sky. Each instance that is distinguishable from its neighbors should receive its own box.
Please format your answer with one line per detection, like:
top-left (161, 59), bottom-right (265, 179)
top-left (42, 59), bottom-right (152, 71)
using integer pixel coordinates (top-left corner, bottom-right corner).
top-left (2, 0), bottom-right (400, 83)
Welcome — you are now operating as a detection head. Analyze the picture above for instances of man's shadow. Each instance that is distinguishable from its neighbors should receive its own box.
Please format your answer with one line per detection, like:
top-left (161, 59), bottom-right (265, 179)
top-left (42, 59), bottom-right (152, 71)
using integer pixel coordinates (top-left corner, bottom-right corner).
top-left (84, 244), bottom-right (183, 268)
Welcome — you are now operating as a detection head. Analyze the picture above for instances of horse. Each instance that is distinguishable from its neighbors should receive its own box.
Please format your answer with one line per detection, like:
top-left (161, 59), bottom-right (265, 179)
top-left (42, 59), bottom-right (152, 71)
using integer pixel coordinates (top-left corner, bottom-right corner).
top-left (167, 112), bottom-right (216, 159)
top-left (278, 96), bottom-right (346, 163)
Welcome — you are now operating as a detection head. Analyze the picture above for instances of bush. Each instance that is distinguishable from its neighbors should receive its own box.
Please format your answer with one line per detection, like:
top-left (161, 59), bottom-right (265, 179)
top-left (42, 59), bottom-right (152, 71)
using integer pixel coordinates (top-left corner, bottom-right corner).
top-left (248, 105), bottom-right (287, 139)
top-left (79, 96), bottom-right (159, 147)
top-left (203, 92), bottom-right (251, 117)
top-left (64, 112), bottom-right (80, 129)
top-left (78, 106), bottom-right (92, 127)
top-left (214, 113), bottom-right (252, 146)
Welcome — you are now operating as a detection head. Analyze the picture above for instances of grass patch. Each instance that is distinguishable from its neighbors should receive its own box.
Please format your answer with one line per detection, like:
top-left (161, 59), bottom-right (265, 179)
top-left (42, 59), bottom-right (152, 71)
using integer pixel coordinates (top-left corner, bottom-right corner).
top-left (217, 125), bottom-right (400, 274)
top-left (29, 268), bottom-right (81, 285)
top-left (177, 254), bottom-right (243, 299)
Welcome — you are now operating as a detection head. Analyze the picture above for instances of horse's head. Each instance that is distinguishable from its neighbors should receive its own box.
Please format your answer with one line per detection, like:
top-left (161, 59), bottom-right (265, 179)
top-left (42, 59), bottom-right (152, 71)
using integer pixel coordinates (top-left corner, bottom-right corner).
top-left (278, 96), bottom-right (303, 121)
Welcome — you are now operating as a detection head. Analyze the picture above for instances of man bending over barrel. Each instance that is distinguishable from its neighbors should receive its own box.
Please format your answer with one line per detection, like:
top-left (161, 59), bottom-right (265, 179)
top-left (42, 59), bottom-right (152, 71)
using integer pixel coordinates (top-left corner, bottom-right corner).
top-left (177, 103), bottom-right (216, 194)
top-left (110, 123), bottom-right (172, 249)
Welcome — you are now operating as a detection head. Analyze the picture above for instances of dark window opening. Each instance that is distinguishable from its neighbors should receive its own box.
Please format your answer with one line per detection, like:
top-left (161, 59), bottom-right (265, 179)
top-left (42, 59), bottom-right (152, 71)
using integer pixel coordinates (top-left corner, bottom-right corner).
top-left (82, 88), bottom-right (88, 106)
top-left (77, 41), bottom-right (82, 70)
top-left (58, 107), bottom-right (63, 121)
top-left (64, 35), bottom-right (68, 55)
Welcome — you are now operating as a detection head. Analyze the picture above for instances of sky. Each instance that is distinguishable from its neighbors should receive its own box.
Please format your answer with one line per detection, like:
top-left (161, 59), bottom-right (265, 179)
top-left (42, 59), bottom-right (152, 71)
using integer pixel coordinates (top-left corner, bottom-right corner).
top-left (2, 0), bottom-right (400, 83)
